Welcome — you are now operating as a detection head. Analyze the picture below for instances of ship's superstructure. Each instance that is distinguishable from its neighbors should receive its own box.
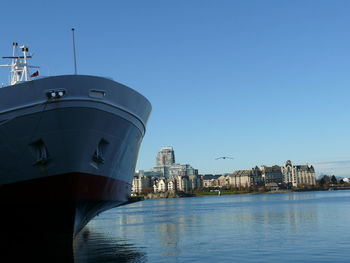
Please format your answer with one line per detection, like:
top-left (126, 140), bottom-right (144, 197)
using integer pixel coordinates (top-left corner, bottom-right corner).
top-left (0, 43), bottom-right (151, 242)
top-left (0, 42), bottom-right (40, 85)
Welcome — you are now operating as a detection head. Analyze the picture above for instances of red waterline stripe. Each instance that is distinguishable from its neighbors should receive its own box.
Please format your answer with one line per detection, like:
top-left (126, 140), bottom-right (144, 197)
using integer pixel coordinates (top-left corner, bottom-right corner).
top-left (0, 172), bottom-right (130, 201)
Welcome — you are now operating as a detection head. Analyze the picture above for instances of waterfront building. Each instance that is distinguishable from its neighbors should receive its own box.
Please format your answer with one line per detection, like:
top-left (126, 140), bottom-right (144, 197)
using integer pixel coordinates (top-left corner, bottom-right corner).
top-left (259, 165), bottom-right (284, 185)
top-left (296, 164), bottom-right (316, 186)
top-left (137, 169), bottom-right (163, 178)
top-left (138, 147), bottom-right (200, 193)
top-left (202, 174), bottom-right (221, 188)
top-left (227, 168), bottom-right (264, 188)
top-left (168, 163), bottom-right (182, 178)
top-left (281, 160), bottom-right (296, 187)
top-left (153, 178), bottom-right (168, 193)
top-left (251, 166), bottom-right (264, 186)
top-left (132, 172), bottom-right (154, 194)
top-left (131, 175), bottom-right (143, 194)
top-left (218, 175), bottom-right (229, 188)
top-left (168, 179), bottom-right (177, 192)
top-left (169, 163), bottom-right (198, 178)
top-left (135, 147), bottom-right (318, 194)
top-left (152, 175), bottom-right (196, 193)
top-left (228, 170), bottom-right (252, 188)
top-left (152, 163), bottom-right (198, 179)
top-left (281, 160), bottom-right (316, 187)
top-left (152, 165), bottom-right (170, 178)
top-left (151, 147), bottom-right (198, 179)
top-left (176, 175), bottom-right (189, 192)
top-left (188, 174), bottom-right (203, 189)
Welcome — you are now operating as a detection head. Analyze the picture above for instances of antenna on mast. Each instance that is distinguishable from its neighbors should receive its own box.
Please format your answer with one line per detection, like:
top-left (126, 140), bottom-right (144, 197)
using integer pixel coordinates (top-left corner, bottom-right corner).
top-left (71, 28), bottom-right (78, 75)
top-left (0, 42), bottom-right (39, 85)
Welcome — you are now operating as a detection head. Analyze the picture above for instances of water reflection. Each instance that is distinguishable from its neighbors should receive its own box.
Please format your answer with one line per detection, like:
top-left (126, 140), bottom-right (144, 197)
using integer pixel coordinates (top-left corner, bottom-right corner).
top-left (0, 227), bottom-right (146, 263)
top-left (0, 232), bottom-right (74, 263)
top-left (74, 227), bottom-right (147, 263)
top-left (109, 193), bottom-right (329, 261)
top-left (85, 192), bottom-right (350, 262)
top-left (81, 191), bottom-right (350, 262)
top-left (2, 192), bottom-right (350, 262)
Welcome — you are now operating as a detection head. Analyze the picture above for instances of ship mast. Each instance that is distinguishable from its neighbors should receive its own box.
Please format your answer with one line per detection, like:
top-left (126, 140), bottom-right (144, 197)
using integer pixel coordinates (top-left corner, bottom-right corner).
top-left (0, 42), bottom-right (39, 86)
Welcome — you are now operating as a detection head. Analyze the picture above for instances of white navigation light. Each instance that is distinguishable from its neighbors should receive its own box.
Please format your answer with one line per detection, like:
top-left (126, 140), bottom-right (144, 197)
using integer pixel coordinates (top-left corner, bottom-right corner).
top-left (47, 89), bottom-right (66, 99)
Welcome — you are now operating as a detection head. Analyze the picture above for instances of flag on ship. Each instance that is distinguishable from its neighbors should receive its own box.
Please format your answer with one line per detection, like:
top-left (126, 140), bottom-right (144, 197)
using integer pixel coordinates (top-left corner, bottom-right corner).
top-left (30, 70), bottom-right (39, 78)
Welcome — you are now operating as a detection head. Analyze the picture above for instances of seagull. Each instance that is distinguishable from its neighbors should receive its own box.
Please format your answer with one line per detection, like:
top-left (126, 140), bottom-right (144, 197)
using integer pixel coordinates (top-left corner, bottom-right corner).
top-left (215, 156), bottom-right (234, 160)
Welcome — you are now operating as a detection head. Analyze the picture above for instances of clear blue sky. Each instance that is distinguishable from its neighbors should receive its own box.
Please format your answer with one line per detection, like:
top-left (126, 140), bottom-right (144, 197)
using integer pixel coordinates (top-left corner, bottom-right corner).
top-left (1, 0), bottom-right (350, 176)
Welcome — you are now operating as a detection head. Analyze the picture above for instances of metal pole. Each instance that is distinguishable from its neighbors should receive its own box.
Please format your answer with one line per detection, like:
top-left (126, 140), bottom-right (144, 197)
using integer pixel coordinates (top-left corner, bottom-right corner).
top-left (71, 28), bottom-right (77, 75)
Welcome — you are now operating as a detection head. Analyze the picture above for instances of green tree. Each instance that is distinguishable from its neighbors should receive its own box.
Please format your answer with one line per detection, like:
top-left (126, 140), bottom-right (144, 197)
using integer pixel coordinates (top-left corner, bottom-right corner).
top-left (331, 175), bottom-right (338, 184)
top-left (319, 175), bottom-right (330, 186)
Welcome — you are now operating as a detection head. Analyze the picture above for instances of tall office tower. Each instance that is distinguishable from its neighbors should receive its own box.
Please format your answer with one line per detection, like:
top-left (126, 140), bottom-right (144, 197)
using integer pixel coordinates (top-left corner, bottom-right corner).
top-left (156, 146), bottom-right (176, 166)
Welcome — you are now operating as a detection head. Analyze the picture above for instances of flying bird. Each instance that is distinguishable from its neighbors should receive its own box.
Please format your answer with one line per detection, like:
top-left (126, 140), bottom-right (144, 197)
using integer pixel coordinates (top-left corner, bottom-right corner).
top-left (215, 156), bottom-right (234, 160)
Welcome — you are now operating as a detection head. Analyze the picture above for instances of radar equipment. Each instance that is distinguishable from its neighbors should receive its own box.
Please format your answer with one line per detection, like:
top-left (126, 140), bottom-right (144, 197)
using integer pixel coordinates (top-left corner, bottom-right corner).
top-left (0, 42), bottom-right (40, 85)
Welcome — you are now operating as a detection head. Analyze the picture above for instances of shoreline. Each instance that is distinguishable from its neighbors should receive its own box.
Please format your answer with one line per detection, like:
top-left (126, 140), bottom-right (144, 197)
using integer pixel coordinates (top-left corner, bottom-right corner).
top-left (136, 187), bottom-right (350, 200)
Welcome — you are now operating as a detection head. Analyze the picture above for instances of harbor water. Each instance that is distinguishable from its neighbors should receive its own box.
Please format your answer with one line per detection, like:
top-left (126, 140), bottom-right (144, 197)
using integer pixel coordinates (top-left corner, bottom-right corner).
top-left (74, 190), bottom-right (350, 262)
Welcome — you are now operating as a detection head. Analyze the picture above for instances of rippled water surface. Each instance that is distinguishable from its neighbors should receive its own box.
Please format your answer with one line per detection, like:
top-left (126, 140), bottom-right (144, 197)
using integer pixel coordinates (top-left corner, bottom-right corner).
top-left (74, 191), bottom-right (350, 262)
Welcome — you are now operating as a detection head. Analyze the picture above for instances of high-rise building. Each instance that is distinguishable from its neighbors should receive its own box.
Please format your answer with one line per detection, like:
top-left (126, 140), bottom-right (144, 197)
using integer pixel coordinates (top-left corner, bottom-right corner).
top-left (156, 146), bottom-right (175, 166)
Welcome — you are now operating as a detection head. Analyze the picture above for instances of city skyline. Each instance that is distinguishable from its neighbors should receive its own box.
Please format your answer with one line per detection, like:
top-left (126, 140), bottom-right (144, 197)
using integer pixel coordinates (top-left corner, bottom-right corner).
top-left (133, 147), bottom-right (317, 195)
top-left (140, 146), bottom-right (329, 180)
top-left (1, 1), bottom-right (350, 176)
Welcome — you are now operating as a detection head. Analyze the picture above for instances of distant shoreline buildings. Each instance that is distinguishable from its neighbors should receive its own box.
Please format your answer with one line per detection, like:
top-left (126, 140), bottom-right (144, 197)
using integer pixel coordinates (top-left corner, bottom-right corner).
top-left (132, 147), bottom-right (316, 195)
